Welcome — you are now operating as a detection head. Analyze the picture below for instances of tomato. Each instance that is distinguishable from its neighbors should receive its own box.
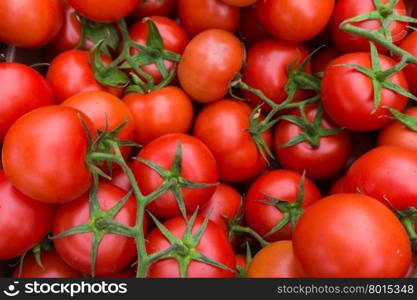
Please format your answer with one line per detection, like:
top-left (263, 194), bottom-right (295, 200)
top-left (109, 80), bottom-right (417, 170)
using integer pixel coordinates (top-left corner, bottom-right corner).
top-left (293, 194), bottom-right (411, 277)
top-left (245, 170), bottom-right (321, 242)
top-left (235, 254), bottom-right (247, 271)
top-left (178, 29), bottom-right (243, 103)
top-left (399, 31), bottom-right (417, 96)
top-left (344, 146), bottom-right (417, 210)
top-left (0, 63), bottom-right (55, 142)
top-left (106, 162), bottom-right (133, 191)
top-left (14, 248), bottom-right (81, 278)
top-left (321, 52), bottom-right (409, 132)
top-left (0, 0), bottom-right (63, 48)
top-left (146, 216), bottom-right (235, 278)
top-left (311, 47), bottom-right (341, 74)
top-left (0, 171), bottom-right (55, 260)
top-left (124, 87), bottom-right (194, 145)
top-left (221, 0), bottom-right (257, 7)
top-left (242, 39), bottom-right (311, 112)
top-left (47, 50), bottom-right (122, 103)
top-left (274, 104), bottom-right (351, 180)
top-left (178, 0), bottom-right (240, 36)
top-left (331, 0), bottom-right (408, 53)
top-left (2, 106), bottom-right (96, 204)
top-left (247, 241), bottom-right (301, 278)
top-left (132, 133), bottom-right (218, 218)
top-left (199, 183), bottom-right (242, 234)
top-left (256, 0), bottom-right (334, 43)
top-left (53, 183), bottom-right (140, 276)
top-left (68, 0), bottom-right (139, 23)
top-left (329, 176), bottom-right (346, 195)
top-left (130, 0), bottom-right (178, 19)
top-left (193, 99), bottom-right (272, 182)
top-left (239, 5), bottom-right (270, 46)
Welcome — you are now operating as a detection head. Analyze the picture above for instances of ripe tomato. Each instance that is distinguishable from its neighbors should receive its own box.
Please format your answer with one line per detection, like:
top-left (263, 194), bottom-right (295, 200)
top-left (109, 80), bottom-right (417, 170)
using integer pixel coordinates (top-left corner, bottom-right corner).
top-left (221, 0), bottom-right (257, 7)
top-left (311, 47), bottom-right (341, 74)
top-left (242, 39), bottom-right (311, 112)
top-left (132, 133), bottom-right (218, 218)
top-left (130, 0), bottom-right (178, 19)
top-left (0, 0), bottom-right (63, 48)
top-left (68, 0), bottom-right (139, 23)
top-left (247, 241), bottom-right (301, 278)
top-left (321, 52), bottom-right (409, 131)
top-left (399, 31), bottom-right (417, 96)
top-left (293, 194), bottom-right (411, 277)
top-left (178, 29), bottom-right (243, 103)
top-left (274, 104), bottom-right (351, 180)
top-left (193, 99), bottom-right (272, 182)
top-left (47, 50), bottom-right (122, 103)
top-left (344, 146), bottom-right (417, 210)
top-left (2, 106), bottom-right (96, 204)
top-left (331, 0), bottom-right (408, 53)
top-left (124, 87), bottom-right (194, 145)
top-left (146, 216), bottom-right (236, 278)
top-left (245, 170), bottom-right (321, 242)
top-left (53, 184), bottom-right (140, 276)
top-left (239, 5), bottom-right (270, 46)
top-left (178, 0), bottom-right (240, 36)
top-left (0, 63), bottom-right (56, 142)
top-left (0, 171), bottom-right (55, 260)
top-left (256, 0), bottom-right (334, 43)
top-left (14, 249), bottom-right (81, 278)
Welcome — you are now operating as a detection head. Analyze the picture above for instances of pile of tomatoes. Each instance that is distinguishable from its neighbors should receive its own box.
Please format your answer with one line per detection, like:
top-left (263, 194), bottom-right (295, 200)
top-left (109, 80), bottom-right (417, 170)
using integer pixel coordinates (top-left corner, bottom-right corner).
top-left (1, 0), bottom-right (417, 279)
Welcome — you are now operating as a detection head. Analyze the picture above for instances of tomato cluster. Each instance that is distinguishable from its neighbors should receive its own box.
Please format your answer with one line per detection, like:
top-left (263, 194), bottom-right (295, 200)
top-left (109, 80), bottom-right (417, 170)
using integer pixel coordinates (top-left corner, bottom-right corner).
top-left (1, 0), bottom-right (417, 279)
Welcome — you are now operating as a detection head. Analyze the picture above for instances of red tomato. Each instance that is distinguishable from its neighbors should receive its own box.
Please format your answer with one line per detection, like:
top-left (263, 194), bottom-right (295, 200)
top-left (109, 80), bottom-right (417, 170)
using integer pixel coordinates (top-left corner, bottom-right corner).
top-left (245, 170), bottom-right (321, 242)
top-left (257, 0), bottom-right (334, 42)
top-left (178, 0), bottom-right (240, 36)
top-left (2, 106), bottom-right (96, 204)
top-left (311, 47), bottom-right (341, 74)
top-left (239, 5), bottom-right (270, 46)
top-left (274, 104), bottom-right (351, 180)
top-left (0, 171), bottom-right (55, 260)
top-left (247, 241), bottom-right (301, 278)
top-left (47, 50), bottom-right (122, 103)
top-left (293, 194), bottom-right (411, 277)
top-left (53, 184), bottom-right (140, 276)
top-left (132, 133), bottom-right (218, 218)
top-left (331, 0), bottom-right (408, 53)
top-left (178, 29), bottom-right (243, 103)
top-left (124, 87), bottom-right (194, 145)
top-left (344, 146), bottom-right (417, 210)
top-left (130, 0), bottom-right (178, 19)
top-left (0, 63), bottom-right (56, 142)
top-left (14, 249), bottom-right (81, 278)
top-left (193, 99), bottom-right (272, 182)
top-left (235, 254), bottom-right (247, 271)
top-left (0, 0), bottom-right (63, 48)
top-left (68, 0), bottom-right (139, 23)
top-left (146, 216), bottom-right (236, 278)
top-left (221, 0), bottom-right (257, 7)
top-left (399, 31), bottom-right (417, 96)
top-left (321, 52), bottom-right (409, 131)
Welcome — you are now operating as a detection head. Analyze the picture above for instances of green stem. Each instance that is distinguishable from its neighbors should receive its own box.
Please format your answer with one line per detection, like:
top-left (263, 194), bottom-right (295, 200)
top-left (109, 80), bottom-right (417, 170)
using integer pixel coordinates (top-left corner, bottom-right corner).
top-left (230, 225), bottom-right (270, 248)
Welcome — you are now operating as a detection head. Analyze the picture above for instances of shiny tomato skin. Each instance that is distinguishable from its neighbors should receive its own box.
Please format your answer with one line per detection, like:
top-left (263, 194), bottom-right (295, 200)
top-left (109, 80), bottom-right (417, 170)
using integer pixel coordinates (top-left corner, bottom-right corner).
top-left (0, 63), bottom-right (56, 142)
top-left (245, 170), bottom-right (321, 242)
top-left (47, 50), bottom-right (122, 103)
top-left (193, 99), bottom-right (272, 183)
top-left (178, 0), bottom-right (240, 36)
top-left (293, 194), bottom-right (411, 278)
top-left (399, 31), bottom-right (417, 96)
top-left (14, 249), bottom-right (82, 278)
top-left (221, 0), bottom-right (257, 7)
top-left (247, 241), bottom-right (301, 278)
top-left (178, 29), bottom-right (243, 103)
top-left (2, 106), bottom-right (96, 204)
top-left (68, 0), bottom-right (139, 23)
top-left (130, 0), bottom-right (178, 19)
top-left (0, 0), bottom-right (63, 48)
top-left (239, 5), bottom-right (270, 46)
top-left (331, 0), bottom-right (408, 53)
top-left (321, 53), bottom-right (409, 132)
top-left (256, 0), bottom-right (334, 43)
top-left (0, 171), bottom-right (55, 260)
top-left (53, 184), bottom-right (140, 276)
top-left (274, 105), bottom-right (351, 180)
top-left (132, 133), bottom-right (218, 219)
top-left (146, 216), bottom-right (236, 278)
top-left (124, 87), bottom-right (194, 145)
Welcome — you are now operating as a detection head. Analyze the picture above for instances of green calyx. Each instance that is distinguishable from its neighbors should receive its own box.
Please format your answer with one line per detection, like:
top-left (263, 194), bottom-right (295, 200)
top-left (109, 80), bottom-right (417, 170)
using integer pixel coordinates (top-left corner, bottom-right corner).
top-left (385, 107), bottom-right (417, 132)
top-left (236, 243), bottom-right (252, 278)
top-left (16, 238), bottom-right (52, 277)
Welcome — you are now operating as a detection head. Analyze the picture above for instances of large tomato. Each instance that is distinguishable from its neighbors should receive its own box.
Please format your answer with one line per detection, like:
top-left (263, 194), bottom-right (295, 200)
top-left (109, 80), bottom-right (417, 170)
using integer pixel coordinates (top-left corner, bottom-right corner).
top-left (178, 29), bottom-right (243, 103)
top-left (293, 194), bottom-right (411, 277)
top-left (0, 171), bottom-right (55, 260)
top-left (256, 0), bottom-right (334, 42)
top-left (130, 0), bottom-right (178, 19)
top-left (0, 63), bottom-right (56, 142)
top-left (0, 0), bottom-right (63, 48)
top-left (193, 99), bottom-right (272, 182)
top-left (2, 106), bottom-right (96, 204)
